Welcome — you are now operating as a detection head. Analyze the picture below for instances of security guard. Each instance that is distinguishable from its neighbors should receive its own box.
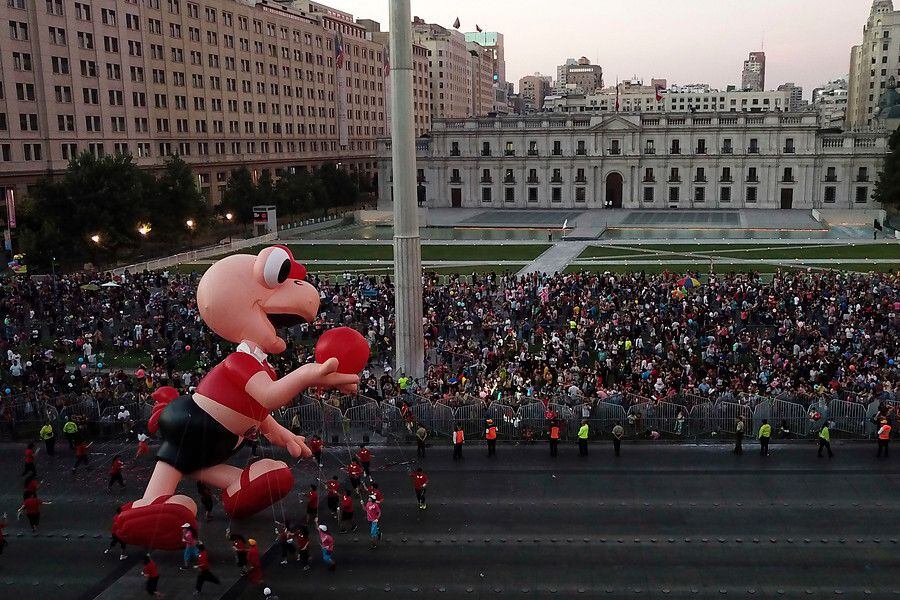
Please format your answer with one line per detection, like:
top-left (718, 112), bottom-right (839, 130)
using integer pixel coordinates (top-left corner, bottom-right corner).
top-left (757, 419), bottom-right (771, 456)
top-left (484, 419), bottom-right (498, 457)
top-left (39, 422), bottom-right (55, 456)
top-left (612, 422), bottom-right (624, 457)
top-left (548, 421), bottom-right (560, 458)
top-left (877, 419), bottom-right (892, 458)
top-left (63, 419), bottom-right (78, 450)
top-left (577, 420), bottom-right (589, 457)
top-left (817, 423), bottom-right (834, 458)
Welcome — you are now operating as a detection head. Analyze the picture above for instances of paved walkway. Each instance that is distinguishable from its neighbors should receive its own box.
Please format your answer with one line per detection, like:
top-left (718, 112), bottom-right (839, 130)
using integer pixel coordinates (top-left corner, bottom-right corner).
top-left (518, 241), bottom-right (588, 275)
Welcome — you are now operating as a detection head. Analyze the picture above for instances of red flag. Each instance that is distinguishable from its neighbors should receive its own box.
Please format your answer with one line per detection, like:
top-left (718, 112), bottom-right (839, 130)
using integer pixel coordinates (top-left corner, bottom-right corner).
top-left (335, 34), bottom-right (345, 68)
top-left (615, 82), bottom-right (620, 112)
top-left (476, 24), bottom-right (482, 32)
top-left (655, 85), bottom-right (663, 102)
top-left (453, 17), bottom-right (460, 29)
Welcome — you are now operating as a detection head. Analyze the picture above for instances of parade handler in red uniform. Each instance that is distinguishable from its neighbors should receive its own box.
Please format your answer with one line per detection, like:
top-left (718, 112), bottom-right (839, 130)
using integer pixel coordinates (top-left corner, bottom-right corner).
top-left (112, 246), bottom-right (363, 550)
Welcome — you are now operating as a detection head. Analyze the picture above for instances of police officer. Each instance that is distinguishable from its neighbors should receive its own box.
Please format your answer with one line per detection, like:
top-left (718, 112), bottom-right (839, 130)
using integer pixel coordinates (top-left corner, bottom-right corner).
top-left (612, 422), bottom-right (624, 457)
top-left (39, 422), bottom-right (55, 456)
top-left (484, 419), bottom-right (498, 457)
top-left (63, 419), bottom-right (78, 450)
top-left (757, 419), bottom-right (771, 457)
top-left (877, 419), bottom-right (891, 458)
top-left (577, 420), bottom-right (589, 457)
top-left (817, 423), bottom-right (834, 458)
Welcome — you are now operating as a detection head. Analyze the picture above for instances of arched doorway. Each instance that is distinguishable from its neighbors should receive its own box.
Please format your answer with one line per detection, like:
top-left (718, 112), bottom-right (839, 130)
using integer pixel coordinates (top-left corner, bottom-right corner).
top-left (605, 172), bottom-right (623, 208)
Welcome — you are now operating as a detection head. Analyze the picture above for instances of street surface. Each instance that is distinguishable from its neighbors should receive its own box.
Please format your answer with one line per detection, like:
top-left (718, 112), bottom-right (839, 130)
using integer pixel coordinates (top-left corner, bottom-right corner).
top-left (1, 439), bottom-right (899, 599)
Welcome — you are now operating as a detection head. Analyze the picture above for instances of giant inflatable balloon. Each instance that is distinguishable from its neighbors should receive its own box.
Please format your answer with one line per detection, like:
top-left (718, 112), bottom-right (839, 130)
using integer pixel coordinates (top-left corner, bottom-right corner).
top-left (112, 245), bottom-right (366, 550)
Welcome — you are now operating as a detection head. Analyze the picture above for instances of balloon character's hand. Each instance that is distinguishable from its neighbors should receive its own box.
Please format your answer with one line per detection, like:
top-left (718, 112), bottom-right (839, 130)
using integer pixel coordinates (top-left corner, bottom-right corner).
top-left (297, 358), bottom-right (359, 394)
top-left (264, 426), bottom-right (311, 459)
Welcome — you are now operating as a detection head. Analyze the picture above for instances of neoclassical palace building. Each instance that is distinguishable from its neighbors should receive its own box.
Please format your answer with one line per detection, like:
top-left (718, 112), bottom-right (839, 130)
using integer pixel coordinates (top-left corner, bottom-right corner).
top-left (378, 113), bottom-right (888, 211)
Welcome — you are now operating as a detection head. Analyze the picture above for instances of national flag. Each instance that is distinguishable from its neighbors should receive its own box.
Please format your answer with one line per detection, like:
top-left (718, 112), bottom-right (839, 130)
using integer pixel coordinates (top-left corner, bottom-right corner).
top-left (382, 44), bottom-right (390, 77)
top-left (655, 85), bottom-right (664, 102)
top-left (615, 80), bottom-right (620, 112)
top-left (476, 24), bottom-right (482, 32)
top-left (453, 17), bottom-right (460, 29)
top-left (335, 34), bottom-right (345, 68)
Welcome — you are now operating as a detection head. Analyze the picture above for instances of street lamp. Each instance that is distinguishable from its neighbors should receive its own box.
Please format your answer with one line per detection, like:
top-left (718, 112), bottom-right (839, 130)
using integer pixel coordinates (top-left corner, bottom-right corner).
top-left (186, 219), bottom-right (195, 250)
top-left (90, 234), bottom-right (101, 244)
top-left (225, 212), bottom-right (233, 221)
top-left (137, 223), bottom-right (152, 236)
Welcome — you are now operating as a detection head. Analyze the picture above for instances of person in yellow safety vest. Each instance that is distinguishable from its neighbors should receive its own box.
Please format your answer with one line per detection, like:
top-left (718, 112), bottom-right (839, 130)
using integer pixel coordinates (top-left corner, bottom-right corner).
top-left (549, 422), bottom-right (561, 458)
top-left (817, 423), bottom-right (834, 458)
top-left (484, 419), bottom-right (498, 458)
top-left (63, 419), bottom-right (78, 450)
top-left (452, 424), bottom-right (465, 460)
top-left (577, 421), bottom-right (589, 457)
top-left (757, 419), bottom-right (771, 457)
top-left (877, 419), bottom-right (892, 459)
top-left (39, 422), bottom-right (55, 456)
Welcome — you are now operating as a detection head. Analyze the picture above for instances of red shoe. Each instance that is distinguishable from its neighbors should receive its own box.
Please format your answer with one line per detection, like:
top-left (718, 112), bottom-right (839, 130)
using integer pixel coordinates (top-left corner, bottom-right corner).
top-left (221, 466), bottom-right (294, 520)
top-left (112, 495), bottom-right (196, 550)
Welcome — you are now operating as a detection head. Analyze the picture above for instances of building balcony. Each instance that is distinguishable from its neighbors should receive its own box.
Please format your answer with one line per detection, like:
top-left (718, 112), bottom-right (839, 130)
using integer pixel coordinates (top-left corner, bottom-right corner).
top-left (480, 177), bottom-right (493, 183)
top-left (449, 177), bottom-right (462, 184)
top-left (781, 177), bottom-right (795, 183)
top-left (644, 148), bottom-right (656, 154)
top-left (748, 147), bottom-right (759, 154)
top-left (607, 148), bottom-right (621, 155)
top-left (643, 177), bottom-right (656, 183)
top-left (746, 177), bottom-right (759, 183)
top-left (576, 148), bottom-right (587, 155)
top-left (550, 176), bottom-right (563, 183)
top-left (527, 149), bottom-right (539, 156)
top-left (551, 150), bottom-right (563, 156)
top-left (670, 148), bottom-right (681, 155)
top-left (526, 177), bottom-right (540, 184)
top-left (503, 177), bottom-right (516, 184)
top-left (481, 150), bottom-right (492, 157)
top-left (504, 150), bottom-right (516, 156)
top-left (575, 176), bottom-right (587, 183)
top-left (668, 177), bottom-right (682, 183)
top-left (696, 148), bottom-right (707, 155)
top-left (720, 176), bottom-right (733, 183)
top-left (721, 147), bottom-right (733, 154)
top-left (783, 147), bottom-right (795, 154)
top-left (825, 175), bottom-right (838, 182)
top-left (450, 150), bottom-right (461, 157)
top-left (857, 176), bottom-right (870, 182)
top-left (694, 176), bottom-right (707, 183)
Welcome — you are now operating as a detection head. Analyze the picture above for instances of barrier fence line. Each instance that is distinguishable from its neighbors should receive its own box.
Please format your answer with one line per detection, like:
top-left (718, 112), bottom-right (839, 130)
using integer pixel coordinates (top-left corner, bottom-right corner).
top-left (2, 392), bottom-right (895, 443)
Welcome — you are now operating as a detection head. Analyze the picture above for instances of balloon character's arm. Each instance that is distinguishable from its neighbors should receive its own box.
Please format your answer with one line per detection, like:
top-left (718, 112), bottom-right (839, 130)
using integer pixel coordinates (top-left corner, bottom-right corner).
top-left (259, 416), bottom-right (310, 459)
top-left (245, 357), bottom-right (359, 411)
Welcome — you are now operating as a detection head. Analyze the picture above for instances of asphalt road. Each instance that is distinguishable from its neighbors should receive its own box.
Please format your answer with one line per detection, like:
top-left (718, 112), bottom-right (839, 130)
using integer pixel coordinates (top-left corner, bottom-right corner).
top-left (1, 438), bottom-right (899, 599)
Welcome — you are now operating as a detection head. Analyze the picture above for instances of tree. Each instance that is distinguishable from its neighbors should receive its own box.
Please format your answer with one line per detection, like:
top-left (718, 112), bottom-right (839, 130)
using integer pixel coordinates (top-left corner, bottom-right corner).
top-left (874, 126), bottom-right (900, 209)
top-left (150, 155), bottom-right (210, 240)
top-left (316, 163), bottom-right (360, 209)
top-left (219, 167), bottom-right (257, 223)
top-left (19, 152), bottom-right (154, 270)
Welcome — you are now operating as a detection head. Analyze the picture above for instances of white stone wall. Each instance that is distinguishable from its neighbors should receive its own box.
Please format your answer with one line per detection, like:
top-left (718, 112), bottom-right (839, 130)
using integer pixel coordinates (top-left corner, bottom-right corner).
top-left (377, 113), bottom-right (888, 211)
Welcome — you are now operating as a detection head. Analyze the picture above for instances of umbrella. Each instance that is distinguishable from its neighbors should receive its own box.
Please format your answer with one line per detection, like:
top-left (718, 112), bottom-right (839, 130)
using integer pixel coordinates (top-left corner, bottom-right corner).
top-left (80, 284), bottom-right (100, 291)
top-left (678, 276), bottom-right (702, 288)
top-left (100, 281), bottom-right (121, 287)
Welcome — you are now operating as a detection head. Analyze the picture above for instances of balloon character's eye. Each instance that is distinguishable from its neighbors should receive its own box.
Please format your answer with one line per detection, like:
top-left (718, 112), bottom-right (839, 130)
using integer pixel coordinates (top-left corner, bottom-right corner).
top-left (263, 247), bottom-right (292, 288)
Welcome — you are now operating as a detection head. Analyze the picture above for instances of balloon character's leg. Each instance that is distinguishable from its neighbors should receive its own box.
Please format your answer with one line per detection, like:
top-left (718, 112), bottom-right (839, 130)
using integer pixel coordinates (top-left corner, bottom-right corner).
top-left (195, 459), bottom-right (293, 520)
top-left (111, 462), bottom-right (198, 550)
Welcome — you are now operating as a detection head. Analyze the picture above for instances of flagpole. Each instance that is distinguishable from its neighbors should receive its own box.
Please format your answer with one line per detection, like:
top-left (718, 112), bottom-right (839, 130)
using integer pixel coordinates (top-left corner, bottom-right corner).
top-left (389, 0), bottom-right (425, 381)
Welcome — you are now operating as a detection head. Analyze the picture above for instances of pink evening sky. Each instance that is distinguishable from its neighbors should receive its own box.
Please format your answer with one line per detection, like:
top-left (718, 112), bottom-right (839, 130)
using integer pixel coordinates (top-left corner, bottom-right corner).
top-left (325, 0), bottom-right (878, 99)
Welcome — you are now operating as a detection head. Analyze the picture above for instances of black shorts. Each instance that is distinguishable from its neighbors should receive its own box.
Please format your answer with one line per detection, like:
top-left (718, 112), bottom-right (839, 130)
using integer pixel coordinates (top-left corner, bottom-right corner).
top-left (156, 395), bottom-right (242, 474)
top-left (341, 511), bottom-right (354, 522)
top-left (27, 513), bottom-right (39, 527)
top-left (327, 496), bottom-right (339, 511)
top-left (306, 505), bottom-right (318, 515)
top-left (146, 576), bottom-right (159, 595)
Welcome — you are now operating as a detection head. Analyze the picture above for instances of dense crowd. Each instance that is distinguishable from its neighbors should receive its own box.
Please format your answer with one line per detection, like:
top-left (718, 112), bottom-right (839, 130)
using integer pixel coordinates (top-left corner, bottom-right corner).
top-left (0, 266), bottom-right (897, 432)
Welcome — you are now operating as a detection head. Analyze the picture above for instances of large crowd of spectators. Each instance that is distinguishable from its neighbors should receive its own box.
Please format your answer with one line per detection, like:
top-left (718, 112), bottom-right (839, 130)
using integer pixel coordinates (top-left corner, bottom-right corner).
top-left (0, 266), bottom-right (897, 433)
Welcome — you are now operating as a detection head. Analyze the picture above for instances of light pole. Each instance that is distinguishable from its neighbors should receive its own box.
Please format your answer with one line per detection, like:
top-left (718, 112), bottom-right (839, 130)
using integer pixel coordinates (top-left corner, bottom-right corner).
top-left (225, 213), bottom-right (233, 244)
top-left (389, 0), bottom-right (424, 380)
top-left (185, 219), bottom-right (195, 250)
top-left (90, 234), bottom-right (101, 270)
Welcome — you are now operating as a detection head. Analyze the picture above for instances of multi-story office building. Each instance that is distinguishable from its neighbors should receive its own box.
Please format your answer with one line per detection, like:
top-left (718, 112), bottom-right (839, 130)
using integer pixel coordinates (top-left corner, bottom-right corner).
top-left (544, 88), bottom-right (792, 114)
top-left (777, 82), bottom-right (805, 112)
top-left (361, 20), bottom-right (431, 138)
top-left (741, 51), bottom-right (766, 91)
top-left (812, 78), bottom-right (849, 129)
top-left (847, 0), bottom-right (900, 128)
top-left (0, 0), bottom-right (390, 206)
top-left (519, 73), bottom-right (551, 113)
top-left (464, 30), bottom-right (507, 114)
top-left (378, 112), bottom-right (886, 210)
top-left (554, 57), bottom-right (603, 95)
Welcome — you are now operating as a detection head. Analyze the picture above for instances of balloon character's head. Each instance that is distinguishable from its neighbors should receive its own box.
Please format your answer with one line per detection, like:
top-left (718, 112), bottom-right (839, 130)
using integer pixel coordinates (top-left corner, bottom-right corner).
top-left (197, 245), bottom-right (318, 355)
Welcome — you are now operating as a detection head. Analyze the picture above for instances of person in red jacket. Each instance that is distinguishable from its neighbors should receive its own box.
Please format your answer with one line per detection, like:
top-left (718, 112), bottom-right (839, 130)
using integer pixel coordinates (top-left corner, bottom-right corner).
top-left (293, 524), bottom-right (311, 570)
top-left (305, 483), bottom-right (319, 524)
top-left (194, 542), bottom-right (220, 594)
top-left (21, 443), bottom-right (37, 478)
top-left (338, 489), bottom-right (356, 533)
top-left (355, 444), bottom-right (372, 478)
top-left (229, 532), bottom-right (248, 573)
top-left (409, 467), bottom-right (429, 510)
top-left (346, 459), bottom-right (363, 494)
top-left (308, 433), bottom-right (324, 467)
top-left (246, 538), bottom-right (263, 584)
top-left (325, 476), bottom-right (340, 519)
top-left (71, 441), bottom-right (90, 474)
top-left (108, 455), bottom-right (125, 491)
top-left (19, 491), bottom-right (49, 532)
top-left (142, 554), bottom-right (161, 598)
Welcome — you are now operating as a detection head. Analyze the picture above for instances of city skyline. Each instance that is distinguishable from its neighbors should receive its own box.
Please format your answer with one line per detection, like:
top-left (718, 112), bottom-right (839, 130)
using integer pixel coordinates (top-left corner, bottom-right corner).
top-left (334, 0), bottom-right (873, 99)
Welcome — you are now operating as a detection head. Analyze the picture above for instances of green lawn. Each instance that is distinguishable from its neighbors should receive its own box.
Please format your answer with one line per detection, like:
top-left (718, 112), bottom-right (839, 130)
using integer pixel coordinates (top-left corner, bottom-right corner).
top-left (565, 262), bottom-right (898, 275)
top-left (714, 244), bottom-right (900, 260)
top-left (428, 264), bottom-right (526, 275)
top-left (221, 243), bottom-right (548, 262)
top-left (422, 244), bottom-right (548, 261)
